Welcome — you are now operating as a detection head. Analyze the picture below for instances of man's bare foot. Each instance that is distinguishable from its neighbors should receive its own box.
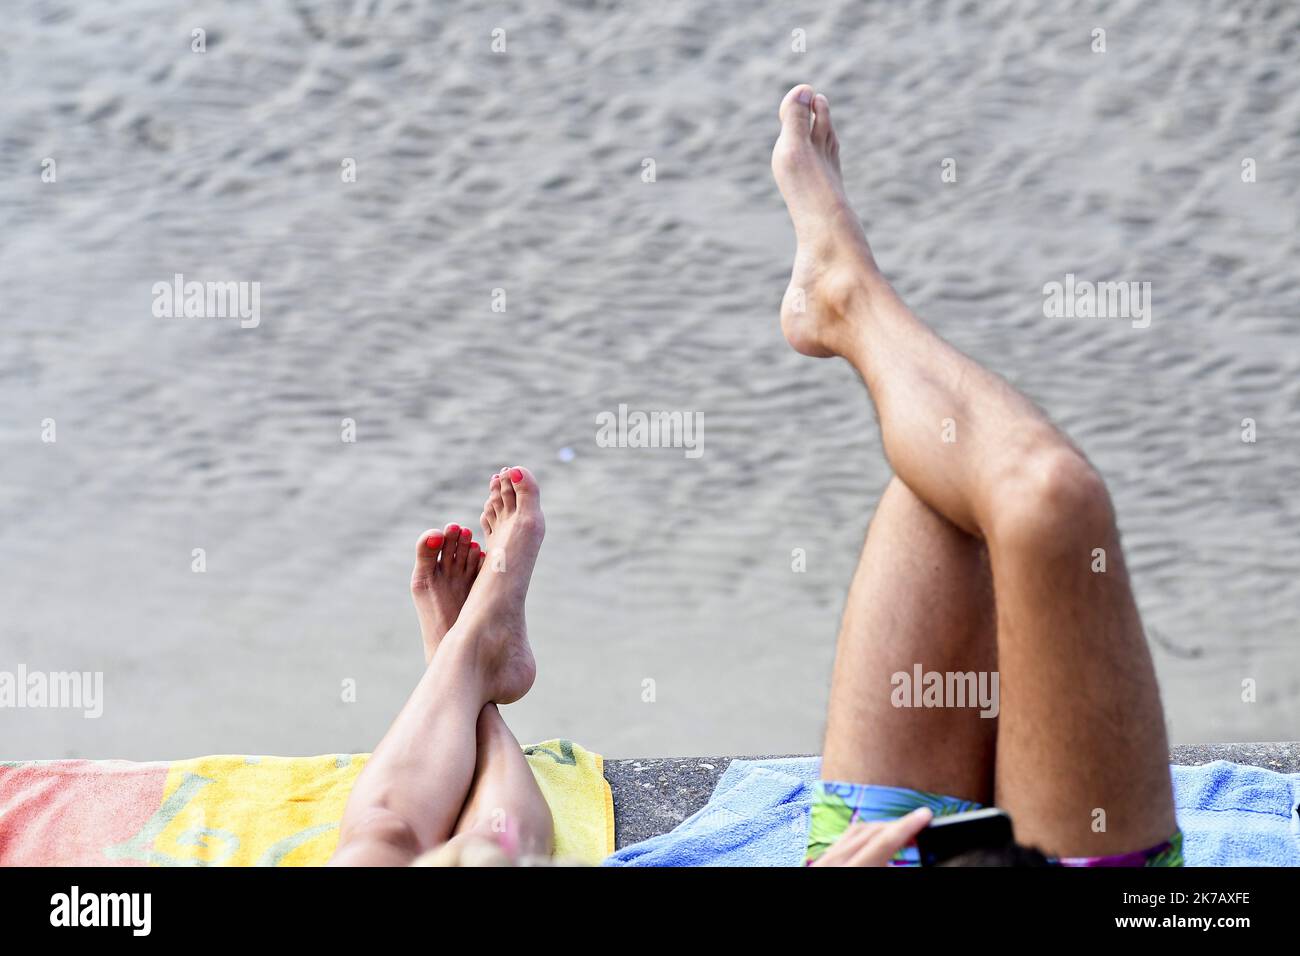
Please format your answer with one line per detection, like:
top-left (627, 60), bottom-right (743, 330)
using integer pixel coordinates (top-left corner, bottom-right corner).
top-left (442, 466), bottom-right (545, 705)
top-left (771, 84), bottom-right (884, 358)
top-left (411, 523), bottom-right (483, 664)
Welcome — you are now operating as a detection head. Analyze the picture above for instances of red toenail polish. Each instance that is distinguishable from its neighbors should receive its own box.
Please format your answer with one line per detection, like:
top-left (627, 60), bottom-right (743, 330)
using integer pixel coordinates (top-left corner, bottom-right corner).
top-left (427, 535), bottom-right (443, 548)
top-left (460, 527), bottom-right (472, 539)
top-left (509, 468), bottom-right (523, 482)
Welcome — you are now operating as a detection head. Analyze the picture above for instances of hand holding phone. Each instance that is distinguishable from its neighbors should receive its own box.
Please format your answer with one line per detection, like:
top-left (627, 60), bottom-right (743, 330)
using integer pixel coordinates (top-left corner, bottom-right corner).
top-left (914, 807), bottom-right (1015, 866)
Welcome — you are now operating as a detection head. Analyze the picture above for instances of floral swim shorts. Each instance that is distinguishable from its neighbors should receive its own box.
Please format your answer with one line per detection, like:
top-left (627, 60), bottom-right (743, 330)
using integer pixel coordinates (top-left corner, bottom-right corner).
top-left (805, 780), bottom-right (1183, 867)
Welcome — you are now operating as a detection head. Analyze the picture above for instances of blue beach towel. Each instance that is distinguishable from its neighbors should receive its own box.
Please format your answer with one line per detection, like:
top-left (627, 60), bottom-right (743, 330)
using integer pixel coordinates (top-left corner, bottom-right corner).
top-left (604, 758), bottom-right (1300, 867)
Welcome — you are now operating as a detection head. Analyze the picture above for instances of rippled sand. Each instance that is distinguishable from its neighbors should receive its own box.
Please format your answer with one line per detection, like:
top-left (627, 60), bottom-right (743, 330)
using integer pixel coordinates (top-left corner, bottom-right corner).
top-left (2, 0), bottom-right (1297, 759)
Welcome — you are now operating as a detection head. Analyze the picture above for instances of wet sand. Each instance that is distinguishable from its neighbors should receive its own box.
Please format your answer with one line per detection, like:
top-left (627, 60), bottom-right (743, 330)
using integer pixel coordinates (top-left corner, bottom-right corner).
top-left (1, 0), bottom-right (1297, 759)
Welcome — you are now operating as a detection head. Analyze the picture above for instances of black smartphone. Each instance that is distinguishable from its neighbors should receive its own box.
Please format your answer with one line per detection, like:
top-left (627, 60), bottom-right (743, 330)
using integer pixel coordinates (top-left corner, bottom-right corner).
top-left (914, 808), bottom-right (1015, 866)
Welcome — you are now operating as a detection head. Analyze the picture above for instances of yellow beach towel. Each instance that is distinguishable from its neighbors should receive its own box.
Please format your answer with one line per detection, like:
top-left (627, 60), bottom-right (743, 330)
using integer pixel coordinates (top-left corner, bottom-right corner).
top-left (0, 740), bottom-right (614, 866)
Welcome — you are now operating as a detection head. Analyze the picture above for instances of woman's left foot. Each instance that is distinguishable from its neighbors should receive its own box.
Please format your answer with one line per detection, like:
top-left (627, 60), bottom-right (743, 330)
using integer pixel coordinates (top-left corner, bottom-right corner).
top-left (411, 523), bottom-right (483, 663)
top-left (444, 466), bottom-right (545, 705)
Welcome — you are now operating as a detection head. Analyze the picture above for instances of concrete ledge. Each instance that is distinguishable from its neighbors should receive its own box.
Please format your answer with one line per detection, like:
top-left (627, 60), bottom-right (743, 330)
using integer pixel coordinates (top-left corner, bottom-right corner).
top-left (1167, 741), bottom-right (1300, 772)
top-left (604, 742), bottom-right (1300, 850)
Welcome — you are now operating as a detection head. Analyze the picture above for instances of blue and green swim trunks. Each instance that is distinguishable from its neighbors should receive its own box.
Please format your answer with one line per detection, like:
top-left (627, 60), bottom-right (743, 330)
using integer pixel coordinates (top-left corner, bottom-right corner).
top-left (805, 780), bottom-right (1184, 867)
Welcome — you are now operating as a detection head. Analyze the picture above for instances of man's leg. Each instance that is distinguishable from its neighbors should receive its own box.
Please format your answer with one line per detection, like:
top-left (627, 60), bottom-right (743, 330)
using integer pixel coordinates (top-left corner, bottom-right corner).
top-left (774, 84), bottom-right (1175, 857)
top-left (822, 477), bottom-right (997, 803)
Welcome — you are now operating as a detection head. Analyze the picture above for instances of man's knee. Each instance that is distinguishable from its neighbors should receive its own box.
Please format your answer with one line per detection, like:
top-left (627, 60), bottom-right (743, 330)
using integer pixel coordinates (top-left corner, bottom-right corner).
top-left (991, 445), bottom-right (1114, 555)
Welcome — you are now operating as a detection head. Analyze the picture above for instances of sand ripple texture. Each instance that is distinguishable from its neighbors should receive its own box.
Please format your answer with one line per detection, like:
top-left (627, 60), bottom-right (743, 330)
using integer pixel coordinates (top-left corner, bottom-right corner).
top-left (1, 0), bottom-right (1296, 758)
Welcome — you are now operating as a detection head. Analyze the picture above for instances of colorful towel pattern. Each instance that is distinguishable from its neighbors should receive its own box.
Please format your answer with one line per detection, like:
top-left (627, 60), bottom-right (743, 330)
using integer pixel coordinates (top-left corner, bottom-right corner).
top-left (0, 740), bottom-right (613, 866)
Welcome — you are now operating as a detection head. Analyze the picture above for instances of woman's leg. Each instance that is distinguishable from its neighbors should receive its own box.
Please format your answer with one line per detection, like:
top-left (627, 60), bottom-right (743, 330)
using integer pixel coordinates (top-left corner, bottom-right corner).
top-left (445, 704), bottom-right (554, 859)
top-left (442, 472), bottom-right (555, 858)
top-left (331, 466), bottom-right (547, 866)
top-left (774, 84), bottom-right (1175, 857)
top-left (330, 637), bottom-right (498, 866)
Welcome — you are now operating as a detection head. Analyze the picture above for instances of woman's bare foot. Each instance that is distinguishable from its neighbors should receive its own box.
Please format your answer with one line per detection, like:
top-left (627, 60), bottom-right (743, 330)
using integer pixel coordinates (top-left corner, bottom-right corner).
top-left (442, 466), bottom-right (545, 704)
top-left (771, 83), bottom-right (884, 358)
top-left (411, 523), bottom-right (483, 664)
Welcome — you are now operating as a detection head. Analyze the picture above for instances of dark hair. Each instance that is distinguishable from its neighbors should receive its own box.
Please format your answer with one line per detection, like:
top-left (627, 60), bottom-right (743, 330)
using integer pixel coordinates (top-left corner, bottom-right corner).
top-left (937, 842), bottom-right (1052, 866)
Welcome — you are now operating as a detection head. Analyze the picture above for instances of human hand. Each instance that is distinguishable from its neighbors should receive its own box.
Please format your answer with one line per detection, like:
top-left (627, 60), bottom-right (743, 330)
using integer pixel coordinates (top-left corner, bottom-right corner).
top-left (811, 807), bottom-right (934, 867)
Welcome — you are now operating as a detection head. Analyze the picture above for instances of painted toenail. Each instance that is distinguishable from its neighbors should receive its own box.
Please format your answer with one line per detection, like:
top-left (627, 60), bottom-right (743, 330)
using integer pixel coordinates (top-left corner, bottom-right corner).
top-left (427, 534), bottom-right (443, 548)
top-left (460, 527), bottom-right (472, 540)
top-left (509, 468), bottom-right (523, 482)
top-left (447, 524), bottom-right (459, 535)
